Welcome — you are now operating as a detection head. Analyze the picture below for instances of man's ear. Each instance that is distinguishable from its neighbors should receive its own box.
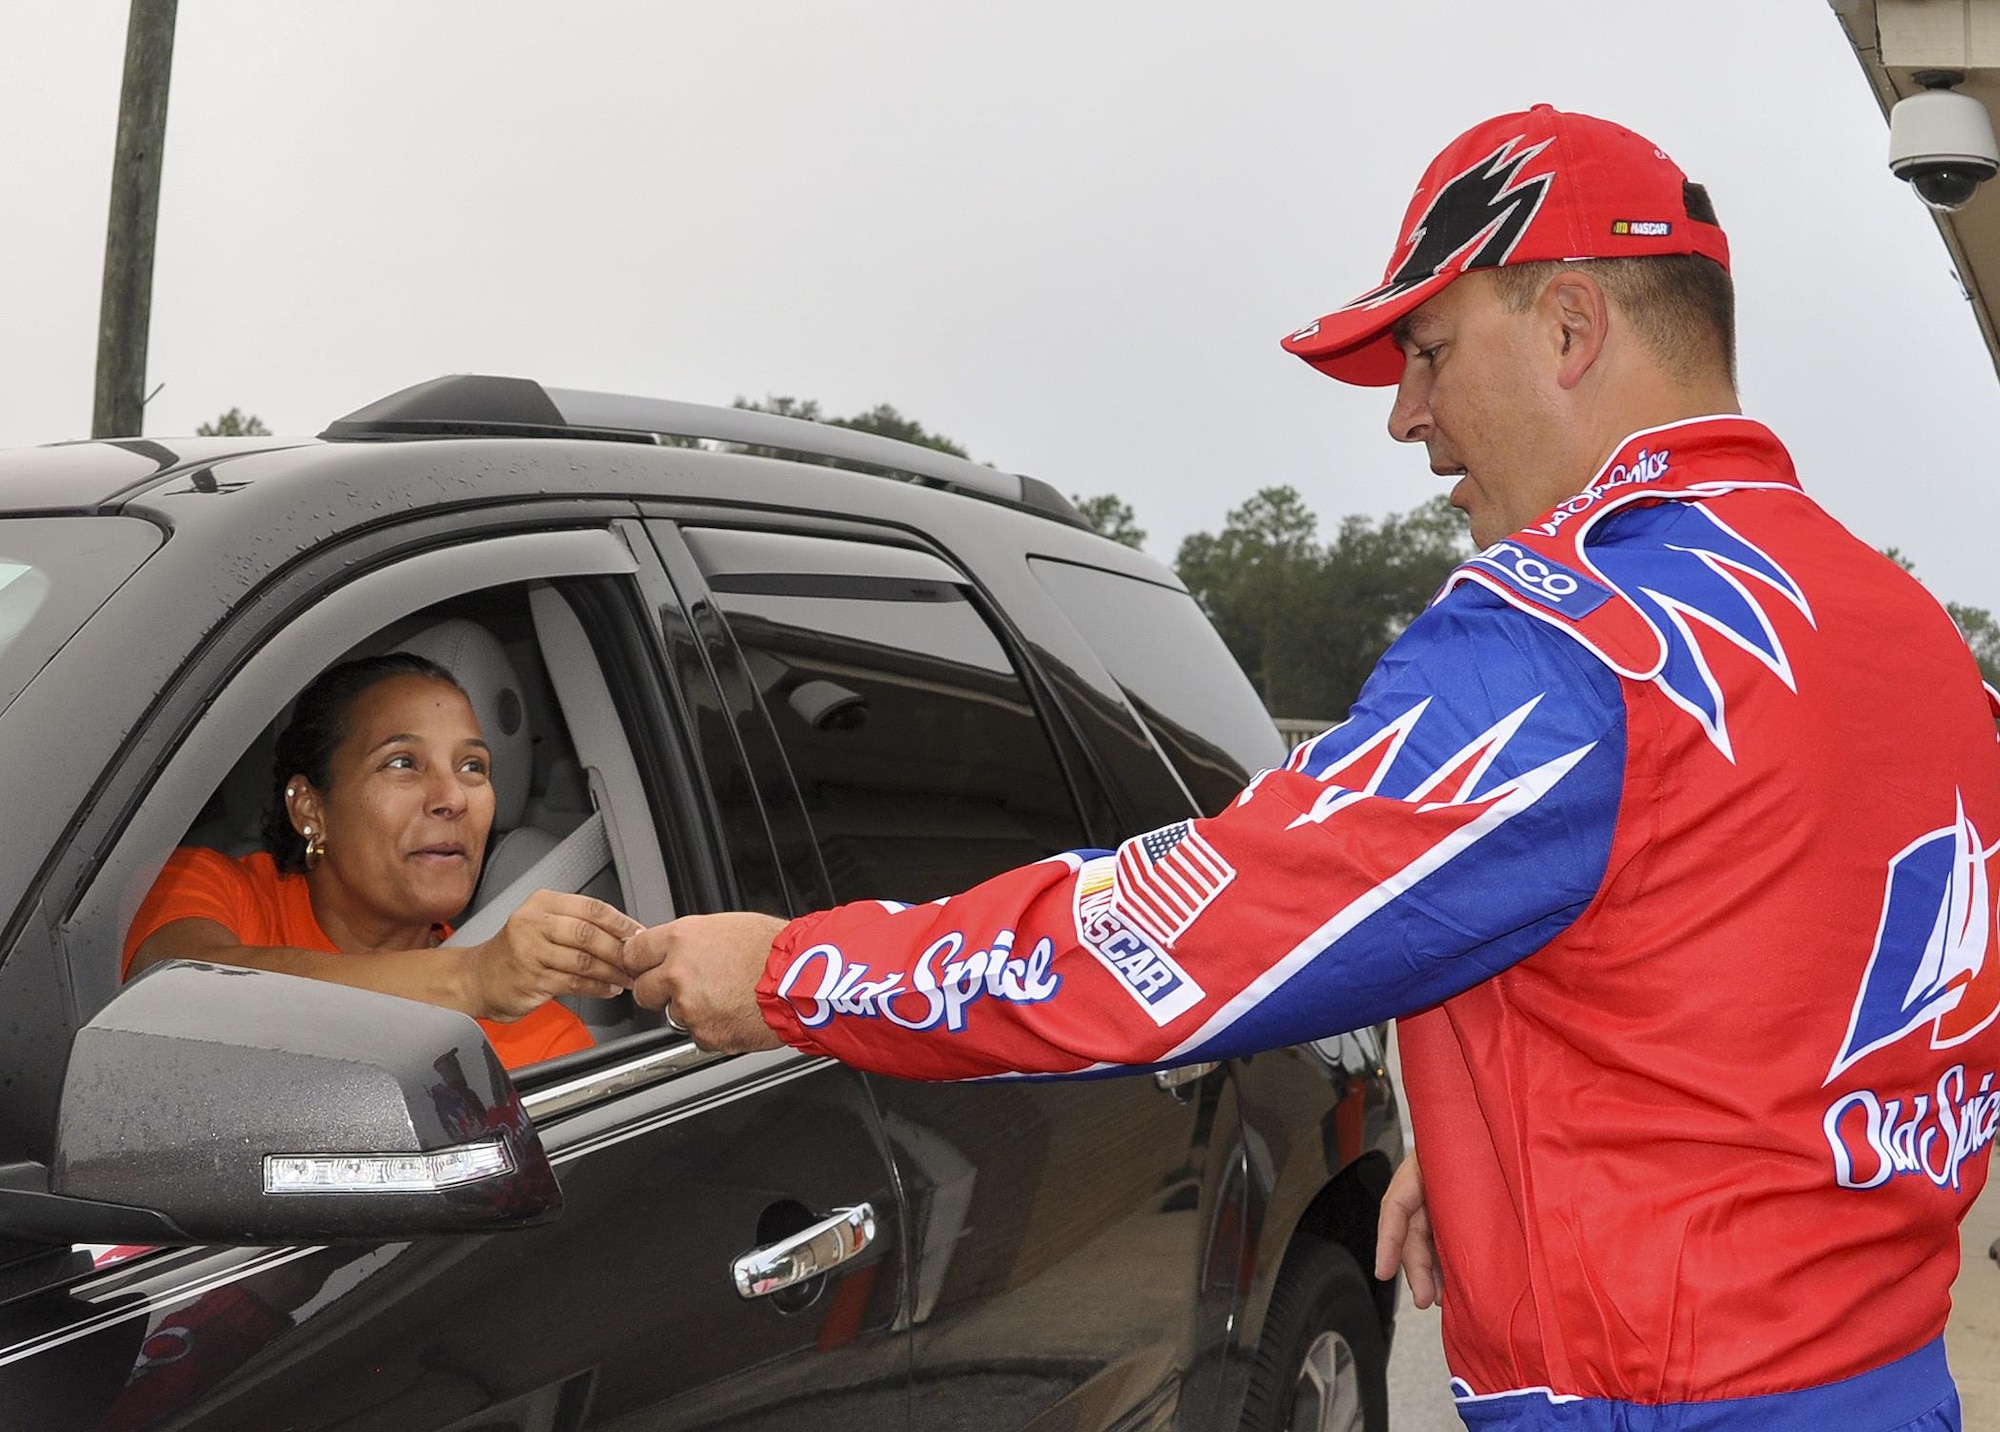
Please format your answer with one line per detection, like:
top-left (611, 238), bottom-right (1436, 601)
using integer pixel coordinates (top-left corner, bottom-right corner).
top-left (1543, 272), bottom-right (1608, 390)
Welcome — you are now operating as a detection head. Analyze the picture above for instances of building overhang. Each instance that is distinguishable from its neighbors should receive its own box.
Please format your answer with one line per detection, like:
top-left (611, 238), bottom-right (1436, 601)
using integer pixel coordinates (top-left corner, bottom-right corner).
top-left (1833, 0), bottom-right (2000, 375)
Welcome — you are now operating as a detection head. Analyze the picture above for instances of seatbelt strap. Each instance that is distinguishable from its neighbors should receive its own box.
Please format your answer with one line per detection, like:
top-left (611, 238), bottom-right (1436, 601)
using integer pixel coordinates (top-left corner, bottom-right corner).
top-left (444, 812), bottom-right (612, 948)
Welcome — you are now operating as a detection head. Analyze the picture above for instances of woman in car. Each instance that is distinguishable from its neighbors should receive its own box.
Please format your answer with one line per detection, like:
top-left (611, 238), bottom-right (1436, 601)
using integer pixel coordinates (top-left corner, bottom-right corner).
top-left (123, 651), bottom-right (642, 1070)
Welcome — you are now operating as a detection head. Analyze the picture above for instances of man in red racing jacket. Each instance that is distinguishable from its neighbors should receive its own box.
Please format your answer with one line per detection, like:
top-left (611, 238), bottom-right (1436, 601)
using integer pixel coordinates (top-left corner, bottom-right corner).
top-left (624, 107), bottom-right (2000, 1431)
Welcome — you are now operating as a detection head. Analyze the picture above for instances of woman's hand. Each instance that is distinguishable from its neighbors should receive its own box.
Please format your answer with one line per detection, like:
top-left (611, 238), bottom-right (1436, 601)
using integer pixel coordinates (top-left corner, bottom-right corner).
top-left (1374, 1150), bottom-right (1442, 1307)
top-left (468, 890), bottom-right (645, 1021)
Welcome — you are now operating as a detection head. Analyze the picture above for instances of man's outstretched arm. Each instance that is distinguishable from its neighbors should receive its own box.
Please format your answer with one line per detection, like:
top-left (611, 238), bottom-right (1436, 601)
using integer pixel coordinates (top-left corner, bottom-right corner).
top-left (624, 592), bottom-right (1628, 1080)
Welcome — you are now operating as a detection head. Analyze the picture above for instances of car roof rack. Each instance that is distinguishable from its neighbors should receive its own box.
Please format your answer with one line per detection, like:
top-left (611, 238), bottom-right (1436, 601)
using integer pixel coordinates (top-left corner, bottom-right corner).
top-left (322, 374), bottom-right (1088, 529)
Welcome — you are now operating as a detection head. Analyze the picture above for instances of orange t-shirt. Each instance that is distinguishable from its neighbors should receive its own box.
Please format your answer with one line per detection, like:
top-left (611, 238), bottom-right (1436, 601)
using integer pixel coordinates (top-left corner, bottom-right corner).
top-left (122, 847), bottom-right (593, 1071)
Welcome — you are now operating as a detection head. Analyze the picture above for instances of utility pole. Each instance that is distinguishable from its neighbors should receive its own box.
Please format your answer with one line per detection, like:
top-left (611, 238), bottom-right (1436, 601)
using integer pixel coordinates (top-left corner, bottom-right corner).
top-left (92, 0), bottom-right (178, 439)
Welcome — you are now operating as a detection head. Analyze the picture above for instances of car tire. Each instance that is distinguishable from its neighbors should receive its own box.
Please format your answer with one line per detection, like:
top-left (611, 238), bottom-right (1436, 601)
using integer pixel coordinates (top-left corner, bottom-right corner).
top-left (1237, 1238), bottom-right (1389, 1432)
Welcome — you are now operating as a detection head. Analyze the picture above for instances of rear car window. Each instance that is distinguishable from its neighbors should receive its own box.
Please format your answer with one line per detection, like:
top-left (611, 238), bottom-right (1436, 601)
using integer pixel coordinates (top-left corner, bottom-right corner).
top-left (1030, 557), bottom-right (1286, 815)
top-left (0, 517), bottom-right (161, 717)
top-left (690, 531), bottom-right (1090, 904)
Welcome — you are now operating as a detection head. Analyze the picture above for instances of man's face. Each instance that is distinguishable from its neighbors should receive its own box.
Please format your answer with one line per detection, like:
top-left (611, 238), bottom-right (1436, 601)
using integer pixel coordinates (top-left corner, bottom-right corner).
top-left (1386, 271), bottom-right (1574, 549)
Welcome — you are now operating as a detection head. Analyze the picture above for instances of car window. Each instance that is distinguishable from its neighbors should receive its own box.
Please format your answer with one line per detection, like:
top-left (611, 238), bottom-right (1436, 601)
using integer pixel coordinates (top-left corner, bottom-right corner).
top-left (1030, 557), bottom-right (1287, 815)
top-left (693, 535), bottom-right (1090, 904)
top-left (68, 526), bottom-right (654, 1045)
top-left (154, 580), bottom-right (669, 1058)
top-left (0, 517), bottom-right (160, 719)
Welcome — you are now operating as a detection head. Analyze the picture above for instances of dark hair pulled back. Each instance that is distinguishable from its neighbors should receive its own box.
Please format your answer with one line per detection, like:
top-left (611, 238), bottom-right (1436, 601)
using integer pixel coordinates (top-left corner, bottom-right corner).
top-left (260, 652), bottom-right (465, 874)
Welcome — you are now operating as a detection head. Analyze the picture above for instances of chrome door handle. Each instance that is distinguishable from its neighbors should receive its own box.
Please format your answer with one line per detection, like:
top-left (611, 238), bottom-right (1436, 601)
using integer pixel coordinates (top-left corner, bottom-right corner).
top-left (732, 1203), bottom-right (877, 1299)
top-left (1154, 1061), bottom-right (1218, 1093)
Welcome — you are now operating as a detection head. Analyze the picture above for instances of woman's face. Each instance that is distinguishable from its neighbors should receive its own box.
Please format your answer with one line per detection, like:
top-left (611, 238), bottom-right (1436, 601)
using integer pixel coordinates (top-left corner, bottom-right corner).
top-left (292, 675), bottom-right (495, 934)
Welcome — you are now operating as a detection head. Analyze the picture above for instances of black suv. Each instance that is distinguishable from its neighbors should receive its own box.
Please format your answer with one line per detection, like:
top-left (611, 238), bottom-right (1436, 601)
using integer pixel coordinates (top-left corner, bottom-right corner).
top-left (0, 376), bottom-right (1402, 1432)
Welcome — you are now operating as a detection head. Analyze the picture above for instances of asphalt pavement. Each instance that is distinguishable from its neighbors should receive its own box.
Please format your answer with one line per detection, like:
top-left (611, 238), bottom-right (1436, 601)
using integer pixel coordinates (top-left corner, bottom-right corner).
top-left (1386, 1279), bottom-right (1461, 1430)
top-left (1947, 1184), bottom-right (2000, 1425)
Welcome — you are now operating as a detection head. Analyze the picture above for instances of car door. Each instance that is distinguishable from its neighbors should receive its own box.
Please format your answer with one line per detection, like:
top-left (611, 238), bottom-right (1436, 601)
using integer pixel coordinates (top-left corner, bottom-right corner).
top-left (644, 516), bottom-right (1221, 1432)
top-left (0, 509), bottom-right (913, 1432)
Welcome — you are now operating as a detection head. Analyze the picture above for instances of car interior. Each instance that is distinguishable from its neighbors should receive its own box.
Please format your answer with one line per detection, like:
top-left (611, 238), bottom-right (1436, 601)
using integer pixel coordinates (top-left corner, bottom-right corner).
top-left (164, 578), bottom-right (673, 1054)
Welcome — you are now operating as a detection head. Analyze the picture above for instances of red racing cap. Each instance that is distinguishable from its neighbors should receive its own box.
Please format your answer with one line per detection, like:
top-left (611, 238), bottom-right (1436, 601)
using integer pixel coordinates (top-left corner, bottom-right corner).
top-left (1281, 105), bottom-right (1730, 386)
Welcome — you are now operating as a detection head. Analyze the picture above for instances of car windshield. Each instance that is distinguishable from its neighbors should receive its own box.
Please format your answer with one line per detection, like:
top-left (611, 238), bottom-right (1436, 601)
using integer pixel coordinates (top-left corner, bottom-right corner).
top-left (0, 516), bottom-right (161, 718)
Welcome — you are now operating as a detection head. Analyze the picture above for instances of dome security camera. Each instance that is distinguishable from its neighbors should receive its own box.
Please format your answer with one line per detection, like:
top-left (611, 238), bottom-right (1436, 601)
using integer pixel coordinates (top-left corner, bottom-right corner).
top-left (1889, 74), bottom-right (2000, 213)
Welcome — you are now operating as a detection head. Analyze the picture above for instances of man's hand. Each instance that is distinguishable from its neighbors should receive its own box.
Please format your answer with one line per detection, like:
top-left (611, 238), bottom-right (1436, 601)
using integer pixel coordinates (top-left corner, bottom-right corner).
top-left (470, 890), bottom-right (643, 1021)
top-left (1373, 1151), bottom-right (1442, 1308)
top-left (622, 912), bottom-right (789, 1051)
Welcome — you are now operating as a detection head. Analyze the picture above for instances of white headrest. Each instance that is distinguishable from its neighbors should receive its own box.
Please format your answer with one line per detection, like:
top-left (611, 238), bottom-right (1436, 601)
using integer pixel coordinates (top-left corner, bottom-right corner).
top-left (395, 619), bottom-right (531, 830)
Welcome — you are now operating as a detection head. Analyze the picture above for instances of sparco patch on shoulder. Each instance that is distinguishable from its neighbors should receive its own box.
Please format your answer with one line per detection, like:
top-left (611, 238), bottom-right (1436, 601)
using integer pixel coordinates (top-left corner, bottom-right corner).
top-left (1462, 541), bottom-right (1612, 617)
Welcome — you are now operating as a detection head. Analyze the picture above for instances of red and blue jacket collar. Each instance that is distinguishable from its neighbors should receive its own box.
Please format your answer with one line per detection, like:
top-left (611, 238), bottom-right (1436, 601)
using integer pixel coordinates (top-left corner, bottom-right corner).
top-left (1438, 415), bottom-right (1808, 681)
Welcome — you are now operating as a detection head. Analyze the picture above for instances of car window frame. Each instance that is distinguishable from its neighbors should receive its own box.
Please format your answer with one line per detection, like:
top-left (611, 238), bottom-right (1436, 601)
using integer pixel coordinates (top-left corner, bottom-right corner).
top-left (644, 504), bottom-right (1167, 838)
top-left (648, 514), bottom-right (1122, 907)
top-left (59, 518), bottom-right (643, 1029)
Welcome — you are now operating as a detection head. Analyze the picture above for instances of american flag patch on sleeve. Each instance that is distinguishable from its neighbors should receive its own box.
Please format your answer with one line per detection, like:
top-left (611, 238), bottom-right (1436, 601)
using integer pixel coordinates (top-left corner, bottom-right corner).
top-left (1114, 822), bottom-right (1236, 947)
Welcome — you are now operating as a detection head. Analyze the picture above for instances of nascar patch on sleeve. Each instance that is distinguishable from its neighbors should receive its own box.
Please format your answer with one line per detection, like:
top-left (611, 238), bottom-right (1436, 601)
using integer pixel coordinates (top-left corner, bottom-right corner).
top-left (1072, 856), bottom-right (1206, 1026)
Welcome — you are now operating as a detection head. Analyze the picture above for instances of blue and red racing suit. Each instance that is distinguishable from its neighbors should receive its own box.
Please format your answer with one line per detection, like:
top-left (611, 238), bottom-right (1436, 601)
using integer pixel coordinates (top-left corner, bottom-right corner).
top-left (755, 417), bottom-right (2000, 1431)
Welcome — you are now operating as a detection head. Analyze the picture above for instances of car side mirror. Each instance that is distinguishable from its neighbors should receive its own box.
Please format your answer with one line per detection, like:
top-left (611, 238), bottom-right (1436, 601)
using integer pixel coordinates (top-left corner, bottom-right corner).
top-left (40, 961), bottom-right (560, 1244)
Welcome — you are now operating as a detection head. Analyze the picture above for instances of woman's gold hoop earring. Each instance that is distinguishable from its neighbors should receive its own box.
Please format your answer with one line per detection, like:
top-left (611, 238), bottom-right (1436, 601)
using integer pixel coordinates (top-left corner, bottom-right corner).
top-left (303, 826), bottom-right (326, 870)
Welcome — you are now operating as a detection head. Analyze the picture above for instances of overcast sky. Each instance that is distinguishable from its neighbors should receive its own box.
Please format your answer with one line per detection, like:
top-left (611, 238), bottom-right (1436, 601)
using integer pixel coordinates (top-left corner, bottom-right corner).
top-left (10, 2), bottom-right (2000, 607)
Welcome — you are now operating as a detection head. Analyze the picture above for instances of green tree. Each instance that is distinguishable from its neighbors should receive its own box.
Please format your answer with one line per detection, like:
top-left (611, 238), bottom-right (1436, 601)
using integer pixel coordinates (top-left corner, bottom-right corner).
top-left (1176, 486), bottom-right (1324, 715)
top-left (196, 407), bottom-right (269, 436)
top-left (1072, 493), bottom-right (1146, 549)
top-left (1178, 490), bottom-right (1469, 719)
top-left (1947, 602), bottom-right (2000, 688)
top-left (1313, 495), bottom-right (1470, 714)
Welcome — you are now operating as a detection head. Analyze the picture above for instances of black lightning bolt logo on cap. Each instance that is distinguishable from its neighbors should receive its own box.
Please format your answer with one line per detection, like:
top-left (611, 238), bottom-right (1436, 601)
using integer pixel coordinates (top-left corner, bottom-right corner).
top-left (1343, 138), bottom-right (1554, 312)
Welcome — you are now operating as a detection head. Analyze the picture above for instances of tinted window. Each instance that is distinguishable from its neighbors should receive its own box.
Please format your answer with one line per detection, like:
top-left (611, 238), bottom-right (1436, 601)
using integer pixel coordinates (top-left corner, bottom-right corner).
top-left (1031, 558), bottom-right (1286, 815)
top-left (704, 552), bottom-right (1088, 904)
top-left (0, 517), bottom-right (160, 718)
